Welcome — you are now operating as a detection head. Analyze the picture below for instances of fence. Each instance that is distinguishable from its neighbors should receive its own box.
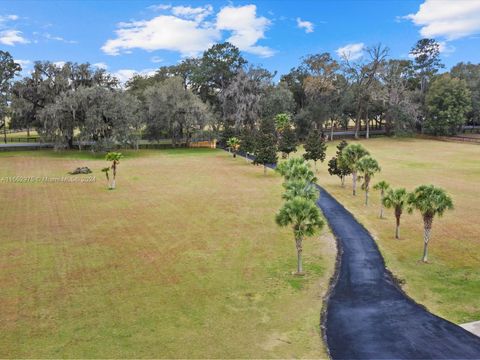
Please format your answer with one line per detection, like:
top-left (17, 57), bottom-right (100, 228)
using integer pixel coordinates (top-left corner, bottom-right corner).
top-left (189, 140), bottom-right (216, 148)
top-left (417, 134), bottom-right (480, 144)
top-left (3, 136), bottom-right (40, 143)
top-left (0, 138), bottom-right (217, 151)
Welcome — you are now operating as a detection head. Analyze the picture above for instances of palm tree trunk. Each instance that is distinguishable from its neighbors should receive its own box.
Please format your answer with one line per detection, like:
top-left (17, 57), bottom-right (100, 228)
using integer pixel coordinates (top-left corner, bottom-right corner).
top-left (365, 188), bottom-right (369, 205)
top-left (422, 215), bottom-right (433, 262)
top-left (111, 163), bottom-right (116, 189)
top-left (264, 165), bottom-right (267, 176)
top-left (314, 160), bottom-right (317, 173)
top-left (379, 193), bottom-right (384, 218)
top-left (395, 216), bottom-right (400, 239)
top-left (352, 171), bottom-right (357, 196)
top-left (341, 176), bottom-right (345, 187)
top-left (295, 236), bottom-right (303, 274)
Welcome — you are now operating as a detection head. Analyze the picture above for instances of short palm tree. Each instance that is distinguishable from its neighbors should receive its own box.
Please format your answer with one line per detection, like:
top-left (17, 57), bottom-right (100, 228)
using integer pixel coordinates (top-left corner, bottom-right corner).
top-left (286, 163), bottom-right (317, 183)
top-left (105, 152), bottom-right (123, 189)
top-left (226, 137), bottom-right (241, 158)
top-left (101, 167), bottom-right (110, 189)
top-left (276, 158), bottom-right (317, 183)
top-left (340, 143), bottom-right (369, 196)
top-left (373, 180), bottom-right (390, 218)
top-left (282, 179), bottom-right (319, 202)
top-left (357, 156), bottom-right (381, 205)
top-left (275, 197), bottom-right (325, 274)
top-left (407, 185), bottom-right (454, 262)
top-left (383, 187), bottom-right (408, 239)
top-left (276, 157), bottom-right (306, 177)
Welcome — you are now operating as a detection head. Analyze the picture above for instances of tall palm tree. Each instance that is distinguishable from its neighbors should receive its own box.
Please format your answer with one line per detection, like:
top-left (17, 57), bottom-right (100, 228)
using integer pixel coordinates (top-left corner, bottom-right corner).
top-left (383, 187), bottom-right (408, 239)
top-left (407, 185), bottom-right (454, 262)
top-left (357, 155), bottom-right (381, 205)
top-left (105, 152), bottom-right (123, 189)
top-left (373, 180), bottom-right (390, 218)
top-left (275, 197), bottom-right (324, 274)
top-left (226, 137), bottom-right (241, 158)
top-left (282, 179), bottom-right (319, 202)
top-left (340, 143), bottom-right (369, 196)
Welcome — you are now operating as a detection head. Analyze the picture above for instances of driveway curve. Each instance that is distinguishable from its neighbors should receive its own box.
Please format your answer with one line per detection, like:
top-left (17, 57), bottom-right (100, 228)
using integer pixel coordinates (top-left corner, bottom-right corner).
top-left (317, 186), bottom-right (480, 359)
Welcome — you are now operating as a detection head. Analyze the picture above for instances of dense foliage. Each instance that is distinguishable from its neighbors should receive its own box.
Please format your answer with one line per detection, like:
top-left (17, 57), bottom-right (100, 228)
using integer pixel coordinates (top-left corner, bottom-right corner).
top-left (2, 38), bottom-right (478, 150)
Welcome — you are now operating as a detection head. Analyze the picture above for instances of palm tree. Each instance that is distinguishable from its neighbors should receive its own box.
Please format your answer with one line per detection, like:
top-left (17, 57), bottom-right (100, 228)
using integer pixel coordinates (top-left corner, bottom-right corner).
top-left (275, 197), bottom-right (325, 274)
top-left (407, 185), bottom-right (454, 262)
top-left (286, 163), bottom-right (317, 183)
top-left (226, 137), bottom-right (241, 158)
top-left (105, 152), bottom-right (123, 189)
top-left (373, 180), bottom-right (390, 218)
top-left (340, 143), bottom-right (369, 196)
top-left (276, 158), bottom-right (317, 183)
top-left (276, 157), bottom-right (306, 176)
top-left (383, 188), bottom-right (408, 239)
top-left (101, 167), bottom-right (110, 189)
top-left (282, 179), bottom-right (319, 202)
top-left (357, 155), bottom-right (381, 205)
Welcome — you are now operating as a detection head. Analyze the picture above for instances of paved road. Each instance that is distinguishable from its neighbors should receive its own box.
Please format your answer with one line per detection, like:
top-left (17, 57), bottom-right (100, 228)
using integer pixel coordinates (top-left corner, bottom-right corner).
top-left (0, 142), bottom-right (53, 148)
top-left (316, 186), bottom-right (480, 359)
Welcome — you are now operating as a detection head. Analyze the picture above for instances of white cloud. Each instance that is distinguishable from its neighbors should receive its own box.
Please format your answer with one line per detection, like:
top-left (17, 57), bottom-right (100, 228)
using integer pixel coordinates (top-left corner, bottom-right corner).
top-left (172, 5), bottom-right (213, 22)
top-left (102, 15), bottom-right (220, 57)
top-left (296, 18), bottom-right (314, 33)
top-left (336, 42), bottom-right (365, 60)
top-left (216, 5), bottom-right (274, 57)
top-left (14, 59), bottom-right (31, 67)
top-left (150, 56), bottom-right (163, 63)
top-left (0, 14), bottom-right (19, 22)
top-left (0, 15), bottom-right (28, 46)
top-left (54, 61), bottom-right (66, 67)
top-left (149, 4), bottom-right (172, 11)
top-left (438, 41), bottom-right (455, 55)
top-left (44, 33), bottom-right (77, 44)
top-left (93, 62), bottom-right (108, 70)
top-left (0, 30), bottom-right (29, 45)
top-left (112, 68), bottom-right (156, 84)
top-left (102, 4), bottom-right (274, 58)
top-left (405, 0), bottom-right (480, 40)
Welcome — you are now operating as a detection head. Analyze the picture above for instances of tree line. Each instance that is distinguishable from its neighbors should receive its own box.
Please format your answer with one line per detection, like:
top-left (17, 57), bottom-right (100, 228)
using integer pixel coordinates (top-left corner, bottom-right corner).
top-left (0, 38), bottom-right (479, 149)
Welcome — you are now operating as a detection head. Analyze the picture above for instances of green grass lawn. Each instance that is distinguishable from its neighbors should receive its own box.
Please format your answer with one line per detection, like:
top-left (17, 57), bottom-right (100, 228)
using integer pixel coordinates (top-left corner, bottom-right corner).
top-left (299, 137), bottom-right (480, 324)
top-left (3, 130), bottom-right (39, 139)
top-left (0, 148), bottom-right (335, 358)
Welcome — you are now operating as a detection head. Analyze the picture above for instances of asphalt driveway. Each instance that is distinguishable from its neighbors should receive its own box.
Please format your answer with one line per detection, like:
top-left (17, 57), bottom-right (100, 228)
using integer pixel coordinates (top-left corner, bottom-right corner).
top-left (317, 186), bottom-right (480, 359)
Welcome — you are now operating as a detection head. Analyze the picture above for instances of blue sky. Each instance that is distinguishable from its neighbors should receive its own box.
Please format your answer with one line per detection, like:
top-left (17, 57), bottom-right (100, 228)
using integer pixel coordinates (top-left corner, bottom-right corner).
top-left (1, 0), bottom-right (480, 82)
